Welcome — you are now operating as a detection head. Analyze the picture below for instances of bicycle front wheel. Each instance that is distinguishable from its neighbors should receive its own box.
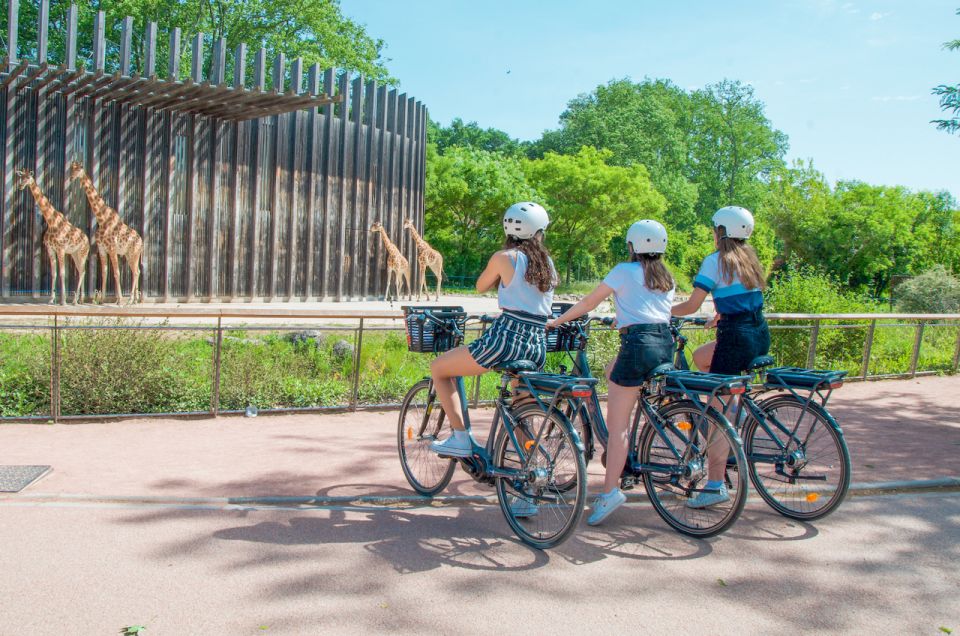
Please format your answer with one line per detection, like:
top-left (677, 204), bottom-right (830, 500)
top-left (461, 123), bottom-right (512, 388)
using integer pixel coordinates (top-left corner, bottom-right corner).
top-left (494, 405), bottom-right (587, 549)
top-left (744, 396), bottom-right (851, 520)
top-left (638, 400), bottom-right (748, 538)
top-left (397, 379), bottom-right (456, 496)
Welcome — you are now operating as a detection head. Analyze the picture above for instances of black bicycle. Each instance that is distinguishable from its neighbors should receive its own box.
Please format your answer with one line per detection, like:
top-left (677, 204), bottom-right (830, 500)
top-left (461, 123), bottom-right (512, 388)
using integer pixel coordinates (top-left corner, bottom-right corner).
top-left (672, 317), bottom-right (852, 520)
top-left (397, 306), bottom-right (594, 549)
top-left (549, 306), bottom-right (750, 538)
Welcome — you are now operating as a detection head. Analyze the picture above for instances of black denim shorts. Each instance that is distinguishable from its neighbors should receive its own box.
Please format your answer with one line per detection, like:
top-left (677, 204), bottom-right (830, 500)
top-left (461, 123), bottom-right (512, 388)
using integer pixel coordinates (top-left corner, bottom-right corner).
top-left (609, 323), bottom-right (674, 387)
top-left (709, 311), bottom-right (771, 375)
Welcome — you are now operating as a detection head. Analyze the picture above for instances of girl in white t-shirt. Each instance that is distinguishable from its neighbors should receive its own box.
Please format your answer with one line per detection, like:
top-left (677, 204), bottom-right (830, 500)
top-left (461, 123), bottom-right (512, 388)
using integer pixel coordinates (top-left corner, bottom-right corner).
top-left (548, 220), bottom-right (675, 525)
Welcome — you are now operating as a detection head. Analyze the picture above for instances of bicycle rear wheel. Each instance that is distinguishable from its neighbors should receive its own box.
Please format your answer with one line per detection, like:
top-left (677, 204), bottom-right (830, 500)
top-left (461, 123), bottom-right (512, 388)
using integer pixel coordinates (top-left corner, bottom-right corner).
top-left (638, 400), bottom-right (748, 538)
top-left (494, 405), bottom-right (587, 549)
top-left (744, 396), bottom-right (851, 520)
top-left (397, 379), bottom-right (456, 496)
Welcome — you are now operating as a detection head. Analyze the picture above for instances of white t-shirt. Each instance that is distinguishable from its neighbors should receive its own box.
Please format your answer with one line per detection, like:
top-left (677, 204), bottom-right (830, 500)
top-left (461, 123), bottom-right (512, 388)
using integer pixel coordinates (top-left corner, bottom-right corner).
top-left (602, 262), bottom-right (675, 328)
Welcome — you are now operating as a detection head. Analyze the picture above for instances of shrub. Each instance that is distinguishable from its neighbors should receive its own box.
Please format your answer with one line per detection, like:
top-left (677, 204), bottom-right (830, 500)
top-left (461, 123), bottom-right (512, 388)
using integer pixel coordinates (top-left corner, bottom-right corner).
top-left (895, 266), bottom-right (960, 314)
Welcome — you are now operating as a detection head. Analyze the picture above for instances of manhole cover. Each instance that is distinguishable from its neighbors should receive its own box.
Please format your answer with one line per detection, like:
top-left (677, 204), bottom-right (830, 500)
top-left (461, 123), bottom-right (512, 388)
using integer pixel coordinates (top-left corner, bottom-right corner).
top-left (0, 465), bottom-right (52, 492)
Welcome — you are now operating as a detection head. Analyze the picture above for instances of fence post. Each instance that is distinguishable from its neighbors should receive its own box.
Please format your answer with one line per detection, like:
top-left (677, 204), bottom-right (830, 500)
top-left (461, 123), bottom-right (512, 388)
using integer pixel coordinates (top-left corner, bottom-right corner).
top-left (860, 320), bottom-right (876, 379)
top-left (909, 321), bottom-right (925, 377)
top-left (952, 322), bottom-right (960, 374)
top-left (50, 314), bottom-right (59, 422)
top-left (351, 318), bottom-right (364, 410)
top-left (806, 319), bottom-right (820, 369)
top-left (211, 317), bottom-right (222, 415)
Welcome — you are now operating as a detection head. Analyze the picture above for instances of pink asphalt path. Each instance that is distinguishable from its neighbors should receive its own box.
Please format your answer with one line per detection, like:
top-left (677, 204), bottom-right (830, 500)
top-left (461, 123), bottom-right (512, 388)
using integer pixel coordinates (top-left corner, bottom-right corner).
top-left (0, 376), bottom-right (957, 501)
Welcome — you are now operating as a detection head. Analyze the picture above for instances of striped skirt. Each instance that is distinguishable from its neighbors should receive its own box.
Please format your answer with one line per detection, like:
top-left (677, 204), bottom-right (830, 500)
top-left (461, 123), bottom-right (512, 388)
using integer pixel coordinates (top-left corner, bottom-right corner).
top-left (468, 309), bottom-right (548, 370)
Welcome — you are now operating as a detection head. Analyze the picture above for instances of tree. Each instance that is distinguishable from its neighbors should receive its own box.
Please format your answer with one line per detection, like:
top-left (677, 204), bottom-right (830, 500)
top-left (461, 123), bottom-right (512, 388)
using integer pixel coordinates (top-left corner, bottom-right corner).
top-left (524, 147), bottom-right (667, 284)
top-left (428, 118), bottom-right (523, 157)
top-left (424, 145), bottom-right (535, 279)
top-left (687, 80), bottom-right (789, 220)
top-left (530, 79), bottom-right (699, 230)
top-left (0, 0), bottom-right (391, 84)
top-left (932, 9), bottom-right (960, 134)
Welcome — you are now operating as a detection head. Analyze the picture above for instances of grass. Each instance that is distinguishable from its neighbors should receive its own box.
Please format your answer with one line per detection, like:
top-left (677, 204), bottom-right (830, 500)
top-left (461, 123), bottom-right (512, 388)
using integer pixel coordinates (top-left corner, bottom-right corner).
top-left (0, 318), bottom-right (956, 418)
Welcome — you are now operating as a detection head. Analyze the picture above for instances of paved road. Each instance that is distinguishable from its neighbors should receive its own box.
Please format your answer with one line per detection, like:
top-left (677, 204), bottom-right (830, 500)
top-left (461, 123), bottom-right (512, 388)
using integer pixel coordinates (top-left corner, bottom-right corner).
top-left (1, 492), bottom-right (957, 634)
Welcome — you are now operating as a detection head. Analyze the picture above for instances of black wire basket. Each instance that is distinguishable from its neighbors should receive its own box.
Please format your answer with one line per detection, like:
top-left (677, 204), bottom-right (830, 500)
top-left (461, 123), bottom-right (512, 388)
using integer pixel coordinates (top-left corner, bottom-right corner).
top-left (403, 305), bottom-right (467, 353)
top-left (546, 302), bottom-right (588, 352)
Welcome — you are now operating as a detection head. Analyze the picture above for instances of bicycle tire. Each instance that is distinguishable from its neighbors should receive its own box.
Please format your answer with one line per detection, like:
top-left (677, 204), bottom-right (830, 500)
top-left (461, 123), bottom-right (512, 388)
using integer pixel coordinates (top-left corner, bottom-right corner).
top-left (743, 395), bottom-right (851, 520)
top-left (494, 404), bottom-right (587, 549)
top-left (638, 399), bottom-right (748, 538)
top-left (397, 379), bottom-right (456, 496)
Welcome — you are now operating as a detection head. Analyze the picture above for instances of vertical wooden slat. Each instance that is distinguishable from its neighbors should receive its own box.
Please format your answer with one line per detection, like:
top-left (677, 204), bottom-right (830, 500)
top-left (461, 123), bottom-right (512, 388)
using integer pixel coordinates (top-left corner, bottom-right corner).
top-left (228, 44), bottom-right (246, 298)
top-left (394, 93), bottom-right (407, 292)
top-left (285, 58), bottom-right (304, 298)
top-left (405, 95), bottom-right (417, 283)
top-left (31, 84), bottom-right (44, 298)
top-left (350, 75), bottom-right (363, 298)
top-left (210, 38), bottom-right (226, 86)
top-left (120, 16), bottom-right (133, 76)
top-left (185, 116), bottom-right (198, 300)
top-left (361, 79), bottom-right (377, 298)
top-left (319, 67), bottom-right (335, 298)
top-left (1, 0), bottom-right (18, 296)
top-left (65, 4), bottom-right (78, 70)
top-left (162, 112), bottom-right (175, 300)
top-left (267, 53), bottom-right (285, 299)
top-left (138, 106), bottom-right (150, 298)
top-left (37, 0), bottom-right (49, 64)
top-left (93, 11), bottom-right (105, 71)
top-left (191, 33), bottom-right (203, 82)
top-left (303, 64), bottom-right (320, 299)
top-left (207, 116), bottom-right (221, 299)
top-left (335, 71), bottom-right (350, 301)
top-left (168, 28), bottom-right (181, 79)
top-left (144, 22), bottom-right (157, 77)
top-left (247, 48), bottom-right (265, 298)
top-left (7, 0), bottom-right (18, 63)
top-left (372, 83), bottom-right (388, 297)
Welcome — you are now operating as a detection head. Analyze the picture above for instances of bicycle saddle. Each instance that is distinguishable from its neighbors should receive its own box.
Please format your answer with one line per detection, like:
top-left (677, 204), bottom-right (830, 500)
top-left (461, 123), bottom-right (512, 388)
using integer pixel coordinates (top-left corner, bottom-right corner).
top-left (491, 360), bottom-right (538, 374)
top-left (645, 363), bottom-right (676, 380)
top-left (746, 355), bottom-right (775, 371)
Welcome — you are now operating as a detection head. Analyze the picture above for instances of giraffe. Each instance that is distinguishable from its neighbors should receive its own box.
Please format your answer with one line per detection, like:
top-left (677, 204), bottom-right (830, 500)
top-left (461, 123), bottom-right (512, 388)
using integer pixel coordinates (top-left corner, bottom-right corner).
top-left (370, 221), bottom-right (410, 302)
top-left (68, 161), bottom-right (144, 305)
top-left (15, 169), bottom-right (90, 305)
top-left (403, 218), bottom-right (444, 301)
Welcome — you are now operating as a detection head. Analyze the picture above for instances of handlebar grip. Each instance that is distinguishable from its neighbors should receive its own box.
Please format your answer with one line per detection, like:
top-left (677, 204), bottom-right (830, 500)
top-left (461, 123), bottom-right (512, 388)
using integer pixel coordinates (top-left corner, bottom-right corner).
top-left (690, 317), bottom-right (709, 326)
top-left (601, 317), bottom-right (614, 327)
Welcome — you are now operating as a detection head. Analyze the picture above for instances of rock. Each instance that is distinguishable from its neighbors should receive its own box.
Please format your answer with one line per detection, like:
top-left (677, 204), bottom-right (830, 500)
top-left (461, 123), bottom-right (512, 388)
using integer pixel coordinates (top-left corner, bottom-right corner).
top-left (287, 329), bottom-right (324, 346)
top-left (332, 339), bottom-right (355, 360)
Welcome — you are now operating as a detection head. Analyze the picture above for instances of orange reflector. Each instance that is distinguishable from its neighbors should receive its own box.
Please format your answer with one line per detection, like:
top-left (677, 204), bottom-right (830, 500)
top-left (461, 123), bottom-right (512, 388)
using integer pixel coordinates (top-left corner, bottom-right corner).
top-left (728, 385), bottom-right (746, 395)
top-left (524, 440), bottom-right (535, 451)
top-left (406, 427), bottom-right (413, 441)
top-left (676, 421), bottom-right (693, 432)
top-left (806, 492), bottom-right (819, 503)
top-left (829, 382), bottom-right (843, 389)
top-left (570, 389), bottom-right (593, 398)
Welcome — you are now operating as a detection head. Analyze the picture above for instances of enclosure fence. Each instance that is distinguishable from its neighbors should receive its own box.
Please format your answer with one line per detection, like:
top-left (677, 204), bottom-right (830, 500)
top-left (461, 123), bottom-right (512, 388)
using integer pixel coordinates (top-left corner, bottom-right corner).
top-left (1, 1), bottom-right (426, 302)
top-left (0, 307), bottom-right (958, 422)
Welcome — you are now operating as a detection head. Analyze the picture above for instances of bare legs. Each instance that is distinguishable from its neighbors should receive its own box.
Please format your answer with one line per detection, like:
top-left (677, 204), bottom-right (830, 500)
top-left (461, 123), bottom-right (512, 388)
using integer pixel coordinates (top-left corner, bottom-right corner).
top-left (693, 340), bottom-right (728, 482)
top-left (604, 368), bottom-right (642, 494)
top-left (429, 345), bottom-right (487, 431)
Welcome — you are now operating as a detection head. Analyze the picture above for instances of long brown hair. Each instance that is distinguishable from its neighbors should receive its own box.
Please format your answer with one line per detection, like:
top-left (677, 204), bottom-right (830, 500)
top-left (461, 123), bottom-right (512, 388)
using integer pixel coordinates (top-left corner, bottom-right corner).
top-left (631, 253), bottom-right (674, 292)
top-left (716, 227), bottom-right (766, 290)
top-left (504, 231), bottom-right (556, 293)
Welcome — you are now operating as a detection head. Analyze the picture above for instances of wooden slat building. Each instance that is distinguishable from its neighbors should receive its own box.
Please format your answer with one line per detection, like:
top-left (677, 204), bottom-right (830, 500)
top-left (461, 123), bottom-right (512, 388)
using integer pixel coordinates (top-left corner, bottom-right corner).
top-left (0, 1), bottom-right (427, 302)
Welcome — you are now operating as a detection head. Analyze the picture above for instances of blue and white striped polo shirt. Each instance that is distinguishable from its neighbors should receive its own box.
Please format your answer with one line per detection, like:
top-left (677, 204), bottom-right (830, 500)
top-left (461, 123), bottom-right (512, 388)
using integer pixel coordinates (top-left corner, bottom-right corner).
top-left (693, 252), bottom-right (764, 315)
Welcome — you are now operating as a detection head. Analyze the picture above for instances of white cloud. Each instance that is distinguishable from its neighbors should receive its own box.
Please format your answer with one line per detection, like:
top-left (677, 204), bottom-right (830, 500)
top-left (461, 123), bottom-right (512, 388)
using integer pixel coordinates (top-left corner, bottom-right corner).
top-left (869, 11), bottom-right (892, 20)
top-left (841, 2), bottom-right (860, 13)
top-left (871, 95), bottom-right (920, 102)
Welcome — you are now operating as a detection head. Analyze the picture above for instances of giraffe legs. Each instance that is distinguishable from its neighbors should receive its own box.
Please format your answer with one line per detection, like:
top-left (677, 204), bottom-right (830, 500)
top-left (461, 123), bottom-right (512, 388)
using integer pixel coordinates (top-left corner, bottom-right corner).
top-left (384, 268), bottom-right (394, 301)
top-left (417, 267), bottom-right (426, 301)
top-left (127, 245), bottom-right (143, 304)
top-left (57, 250), bottom-right (68, 306)
top-left (433, 265), bottom-right (443, 301)
top-left (97, 247), bottom-right (109, 304)
top-left (47, 249), bottom-right (58, 304)
top-left (109, 251), bottom-right (124, 305)
top-left (72, 246), bottom-right (89, 305)
top-left (402, 269), bottom-right (412, 301)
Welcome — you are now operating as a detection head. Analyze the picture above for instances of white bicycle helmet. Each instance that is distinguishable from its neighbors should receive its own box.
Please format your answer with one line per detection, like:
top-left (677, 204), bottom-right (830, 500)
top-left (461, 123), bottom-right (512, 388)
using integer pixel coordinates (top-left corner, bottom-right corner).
top-left (712, 206), bottom-right (754, 239)
top-left (626, 219), bottom-right (668, 254)
top-left (503, 202), bottom-right (549, 240)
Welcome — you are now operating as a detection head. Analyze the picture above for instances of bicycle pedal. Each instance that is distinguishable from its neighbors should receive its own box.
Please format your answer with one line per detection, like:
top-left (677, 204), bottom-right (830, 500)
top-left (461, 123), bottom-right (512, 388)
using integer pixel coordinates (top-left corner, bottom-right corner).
top-left (620, 476), bottom-right (636, 491)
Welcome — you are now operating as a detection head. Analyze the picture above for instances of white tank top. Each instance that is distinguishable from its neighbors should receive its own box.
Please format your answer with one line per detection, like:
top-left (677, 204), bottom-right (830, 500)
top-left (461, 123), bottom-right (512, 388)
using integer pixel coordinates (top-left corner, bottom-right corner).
top-left (498, 250), bottom-right (554, 317)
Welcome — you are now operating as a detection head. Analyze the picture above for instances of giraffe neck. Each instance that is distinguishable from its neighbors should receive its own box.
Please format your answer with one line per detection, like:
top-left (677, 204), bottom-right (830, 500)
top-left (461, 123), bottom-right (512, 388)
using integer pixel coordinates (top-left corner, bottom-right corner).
top-left (78, 172), bottom-right (113, 224)
top-left (26, 181), bottom-right (59, 226)
top-left (378, 228), bottom-right (397, 254)
top-left (407, 225), bottom-right (429, 251)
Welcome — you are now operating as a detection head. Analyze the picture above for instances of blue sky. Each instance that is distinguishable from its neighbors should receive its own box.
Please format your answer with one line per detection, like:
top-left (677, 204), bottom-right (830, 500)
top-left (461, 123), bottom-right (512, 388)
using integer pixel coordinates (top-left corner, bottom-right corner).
top-left (341, 0), bottom-right (959, 199)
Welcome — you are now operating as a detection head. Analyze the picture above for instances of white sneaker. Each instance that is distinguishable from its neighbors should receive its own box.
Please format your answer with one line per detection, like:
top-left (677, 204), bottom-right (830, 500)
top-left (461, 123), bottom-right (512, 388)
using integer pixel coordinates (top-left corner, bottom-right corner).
top-left (429, 432), bottom-right (473, 458)
top-left (509, 495), bottom-right (539, 518)
top-left (587, 488), bottom-right (627, 526)
top-left (686, 484), bottom-right (730, 509)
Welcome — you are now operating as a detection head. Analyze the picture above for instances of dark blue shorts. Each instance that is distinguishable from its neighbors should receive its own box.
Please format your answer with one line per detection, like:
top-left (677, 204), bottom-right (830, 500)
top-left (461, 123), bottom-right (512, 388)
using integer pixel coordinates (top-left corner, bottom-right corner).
top-left (710, 311), bottom-right (770, 375)
top-left (609, 323), bottom-right (674, 387)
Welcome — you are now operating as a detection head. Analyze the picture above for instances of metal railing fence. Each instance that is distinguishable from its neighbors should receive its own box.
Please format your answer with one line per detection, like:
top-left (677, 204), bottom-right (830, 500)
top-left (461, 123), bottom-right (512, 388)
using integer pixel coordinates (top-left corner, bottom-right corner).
top-left (0, 307), bottom-right (958, 422)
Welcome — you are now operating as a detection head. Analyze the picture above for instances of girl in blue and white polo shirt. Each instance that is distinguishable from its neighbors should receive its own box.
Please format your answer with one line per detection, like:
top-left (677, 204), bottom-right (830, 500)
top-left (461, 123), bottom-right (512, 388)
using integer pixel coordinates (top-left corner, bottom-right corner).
top-left (672, 206), bottom-right (769, 509)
